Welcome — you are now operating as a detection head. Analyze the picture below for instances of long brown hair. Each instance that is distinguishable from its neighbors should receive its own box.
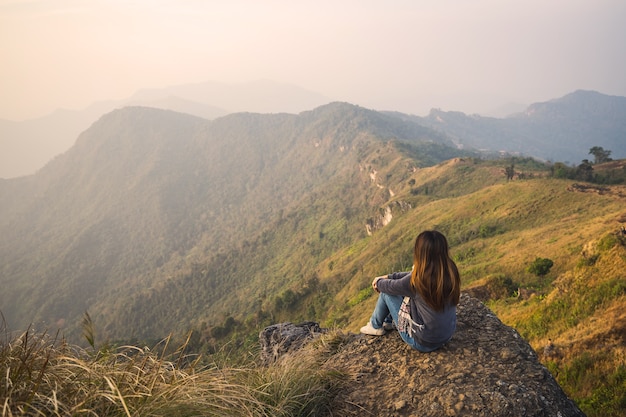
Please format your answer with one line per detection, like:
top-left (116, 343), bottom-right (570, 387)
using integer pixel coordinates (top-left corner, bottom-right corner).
top-left (410, 230), bottom-right (461, 311)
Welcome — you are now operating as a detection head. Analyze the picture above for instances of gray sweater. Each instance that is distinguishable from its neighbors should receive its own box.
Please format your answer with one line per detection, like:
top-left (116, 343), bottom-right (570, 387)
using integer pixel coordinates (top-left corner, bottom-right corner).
top-left (377, 271), bottom-right (456, 347)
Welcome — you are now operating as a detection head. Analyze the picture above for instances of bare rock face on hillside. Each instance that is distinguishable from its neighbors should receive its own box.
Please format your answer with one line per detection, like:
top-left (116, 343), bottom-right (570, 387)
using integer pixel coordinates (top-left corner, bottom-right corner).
top-left (260, 294), bottom-right (585, 417)
top-left (259, 321), bottom-right (327, 364)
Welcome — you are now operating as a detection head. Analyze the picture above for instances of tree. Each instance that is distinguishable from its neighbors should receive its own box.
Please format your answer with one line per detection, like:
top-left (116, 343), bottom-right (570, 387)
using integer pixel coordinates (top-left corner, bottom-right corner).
top-left (576, 159), bottom-right (594, 182)
top-left (589, 146), bottom-right (612, 164)
top-left (550, 162), bottom-right (570, 179)
top-left (505, 164), bottom-right (515, 181)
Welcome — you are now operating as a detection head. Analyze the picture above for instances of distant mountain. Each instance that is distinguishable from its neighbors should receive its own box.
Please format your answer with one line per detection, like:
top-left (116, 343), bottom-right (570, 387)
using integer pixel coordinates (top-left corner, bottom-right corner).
top-left (0, 80), bottom-right (330, 178)
top-left (0, 103), bottom-right (466, 342)
top-left (0, 106), bottom-right (105, 179)
top-left (413, 90), bottom-right (626, 163)
top-left (3, 88), bottom-right (624, 179)
top-left (129, 79), bottom-right (331, 114)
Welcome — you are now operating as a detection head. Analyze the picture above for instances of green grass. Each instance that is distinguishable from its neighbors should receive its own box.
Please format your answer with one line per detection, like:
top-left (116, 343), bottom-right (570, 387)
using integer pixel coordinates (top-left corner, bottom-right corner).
top-left (485, 231), bottom-right (626, 417)
top-left (347, 287), bottom-right (374, 307)
top-left (547, 353), bottom-right (626, 417)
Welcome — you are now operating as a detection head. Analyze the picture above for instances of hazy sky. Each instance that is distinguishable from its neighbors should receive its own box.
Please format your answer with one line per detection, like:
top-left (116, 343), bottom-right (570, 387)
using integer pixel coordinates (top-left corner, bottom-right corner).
top-left (1, 0), bottom-right (625, 120)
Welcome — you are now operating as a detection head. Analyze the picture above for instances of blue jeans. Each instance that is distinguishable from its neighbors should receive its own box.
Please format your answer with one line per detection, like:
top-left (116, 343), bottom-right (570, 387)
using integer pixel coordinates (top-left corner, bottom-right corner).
top-left (370, 292), bottom-right (440, 353)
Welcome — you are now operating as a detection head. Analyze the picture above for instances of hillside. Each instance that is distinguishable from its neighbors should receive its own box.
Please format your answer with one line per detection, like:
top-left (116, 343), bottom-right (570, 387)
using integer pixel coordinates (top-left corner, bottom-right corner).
top-left (1, 103), bottom-right (625, 415)
top-left (0, 103), bottom-right (466, 343)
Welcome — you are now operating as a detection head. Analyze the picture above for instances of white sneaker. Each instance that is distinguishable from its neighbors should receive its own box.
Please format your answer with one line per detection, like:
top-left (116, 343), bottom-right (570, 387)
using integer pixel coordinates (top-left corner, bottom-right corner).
top-left (360, 322), bottom-right (386, 336)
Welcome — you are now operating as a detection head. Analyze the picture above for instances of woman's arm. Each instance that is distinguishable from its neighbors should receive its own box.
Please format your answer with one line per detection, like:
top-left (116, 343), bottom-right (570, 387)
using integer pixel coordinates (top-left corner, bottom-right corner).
top-left (376, 272), bottom-right (412, 296)
top-left (388, 271), bottom-right (411, 280)
top-left (372, 275), bottom-right (388, 293)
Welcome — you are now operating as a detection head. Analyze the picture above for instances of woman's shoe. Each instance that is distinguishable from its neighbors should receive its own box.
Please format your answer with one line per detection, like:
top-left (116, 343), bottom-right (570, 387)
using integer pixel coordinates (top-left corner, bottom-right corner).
top-left (360, 322), bottom-right (386, 336)
top-left (383, 321), bottom-right (396, 331)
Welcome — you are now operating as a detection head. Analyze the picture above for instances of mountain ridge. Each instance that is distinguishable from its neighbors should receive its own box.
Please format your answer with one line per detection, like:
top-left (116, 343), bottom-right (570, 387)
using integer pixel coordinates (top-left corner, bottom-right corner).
top-left (414, 89), bottom-right (626, 163)
top-left (3, 88), bottom-right (625, 178)
top-left (0, 80), bottom-right (328, 178)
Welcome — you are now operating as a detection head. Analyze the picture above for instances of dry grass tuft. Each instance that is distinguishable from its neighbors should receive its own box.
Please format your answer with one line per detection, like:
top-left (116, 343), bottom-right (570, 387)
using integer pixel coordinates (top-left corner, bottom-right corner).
top-left (1, 322), bottom-right (347, 417)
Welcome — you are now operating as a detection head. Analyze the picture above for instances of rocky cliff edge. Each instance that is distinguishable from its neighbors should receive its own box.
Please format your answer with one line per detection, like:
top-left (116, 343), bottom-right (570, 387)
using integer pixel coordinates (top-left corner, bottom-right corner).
top-left (259, 293), bottom-right (586, 417)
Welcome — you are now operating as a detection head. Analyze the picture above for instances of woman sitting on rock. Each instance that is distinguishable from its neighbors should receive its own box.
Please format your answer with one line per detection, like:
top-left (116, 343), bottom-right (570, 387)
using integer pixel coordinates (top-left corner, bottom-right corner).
top-left (360, 230), bottom-right (461, 352)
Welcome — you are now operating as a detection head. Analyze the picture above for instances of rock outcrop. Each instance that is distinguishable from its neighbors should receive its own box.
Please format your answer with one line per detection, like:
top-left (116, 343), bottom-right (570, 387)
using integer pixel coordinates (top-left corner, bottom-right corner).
top-left (259, 321), bottom-right (326, 365)
top-left (260, 293), bottom-right (585, 417)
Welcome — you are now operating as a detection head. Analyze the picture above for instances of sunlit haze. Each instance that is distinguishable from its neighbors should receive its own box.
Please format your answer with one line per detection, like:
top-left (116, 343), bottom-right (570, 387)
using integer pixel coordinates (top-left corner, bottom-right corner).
top-left (1, 0), bottom-right (625, 121)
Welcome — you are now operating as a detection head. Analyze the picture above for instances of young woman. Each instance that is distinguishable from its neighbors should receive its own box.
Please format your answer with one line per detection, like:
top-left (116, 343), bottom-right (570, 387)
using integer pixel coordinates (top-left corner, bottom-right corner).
top-left (360, 230), bottom-right (461, 352)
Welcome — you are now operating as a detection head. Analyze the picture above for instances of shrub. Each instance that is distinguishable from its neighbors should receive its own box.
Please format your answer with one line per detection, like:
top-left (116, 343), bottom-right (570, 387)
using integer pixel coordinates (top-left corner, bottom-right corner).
top-left (485, 274), bottom-right (518, 299)
top-left (527, 257), bottom-right (554, 276)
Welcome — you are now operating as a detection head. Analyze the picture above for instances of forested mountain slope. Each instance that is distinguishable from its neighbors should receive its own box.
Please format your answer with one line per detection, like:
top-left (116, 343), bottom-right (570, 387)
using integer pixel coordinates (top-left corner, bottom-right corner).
top-left (0, 103), bottom-right (467, 342)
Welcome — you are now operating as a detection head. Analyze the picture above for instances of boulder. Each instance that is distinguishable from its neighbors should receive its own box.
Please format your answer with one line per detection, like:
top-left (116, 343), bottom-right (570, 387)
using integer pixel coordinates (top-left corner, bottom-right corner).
top-left (326, 294), bottom-right (585, 416)
top-left (261, 294), bottom-right (586, 416)
top-left (259, 321), bottom-right (326, 365)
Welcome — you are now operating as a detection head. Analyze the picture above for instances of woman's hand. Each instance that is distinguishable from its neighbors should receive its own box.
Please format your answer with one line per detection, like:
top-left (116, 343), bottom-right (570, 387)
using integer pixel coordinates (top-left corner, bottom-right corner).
top-left (372, 275), bottom-right (387, 293)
